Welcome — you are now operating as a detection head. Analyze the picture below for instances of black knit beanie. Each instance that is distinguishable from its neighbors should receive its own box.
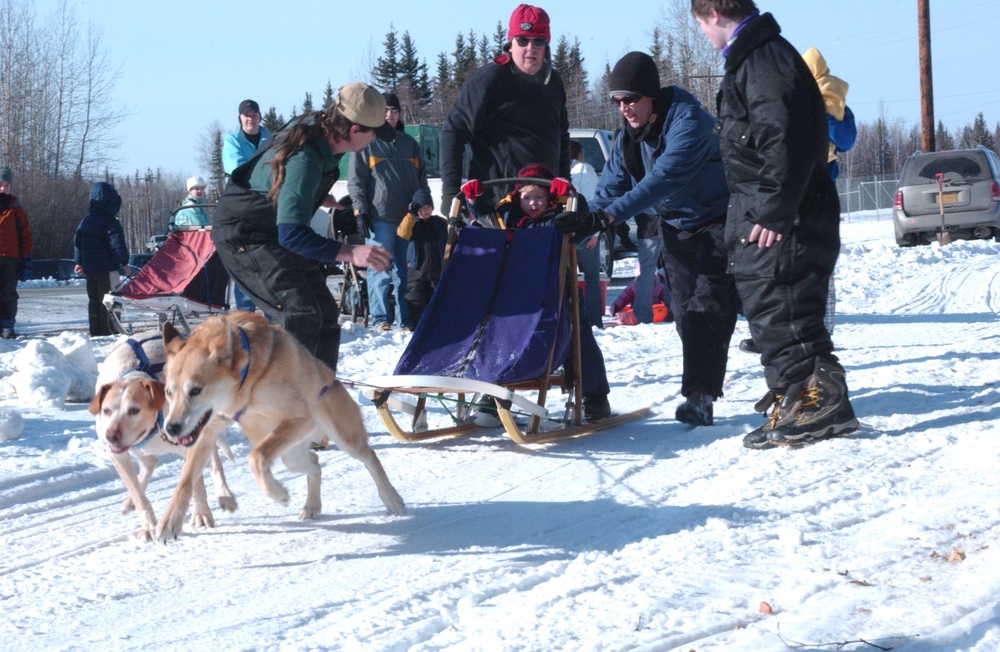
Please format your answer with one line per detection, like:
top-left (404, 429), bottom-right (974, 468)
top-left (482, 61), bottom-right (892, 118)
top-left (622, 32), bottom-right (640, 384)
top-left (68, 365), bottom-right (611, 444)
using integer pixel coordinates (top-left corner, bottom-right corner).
top-left (608, 51), bottom-right (660, 98)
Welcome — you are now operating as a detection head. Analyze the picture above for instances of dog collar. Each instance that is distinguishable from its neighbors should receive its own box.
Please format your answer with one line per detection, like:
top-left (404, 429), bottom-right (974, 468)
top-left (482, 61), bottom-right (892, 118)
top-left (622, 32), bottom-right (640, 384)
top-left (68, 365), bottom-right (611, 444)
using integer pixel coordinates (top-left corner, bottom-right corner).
top-left (131, 412), bottom-right (164, 450)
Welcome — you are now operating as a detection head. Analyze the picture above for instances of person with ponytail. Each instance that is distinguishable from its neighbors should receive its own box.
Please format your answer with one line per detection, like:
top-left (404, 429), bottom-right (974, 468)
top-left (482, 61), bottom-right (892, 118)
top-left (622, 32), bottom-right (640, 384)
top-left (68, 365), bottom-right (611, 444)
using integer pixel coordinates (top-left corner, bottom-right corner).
top-left (211, 82), bottom-right (396, 373)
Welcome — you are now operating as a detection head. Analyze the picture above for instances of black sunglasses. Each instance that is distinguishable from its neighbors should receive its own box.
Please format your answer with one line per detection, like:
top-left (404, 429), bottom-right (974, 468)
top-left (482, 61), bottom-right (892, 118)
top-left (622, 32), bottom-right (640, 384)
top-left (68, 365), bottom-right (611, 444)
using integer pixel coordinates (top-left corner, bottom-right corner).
top-left (514, 36), bottom-right (547, 47)
top-left (611, 94), bottom-right (642, 107)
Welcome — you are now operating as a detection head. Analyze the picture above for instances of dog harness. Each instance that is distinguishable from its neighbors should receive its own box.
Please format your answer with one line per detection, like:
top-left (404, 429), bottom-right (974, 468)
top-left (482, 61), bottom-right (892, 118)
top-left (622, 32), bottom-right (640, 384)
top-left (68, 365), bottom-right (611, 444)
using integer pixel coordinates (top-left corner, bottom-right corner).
top-left (229, 326), bottom-right (332, 422)
top-left (116, 335), bottom-right (166, 449)
top-left (231, 326), bottom-right (252, 423)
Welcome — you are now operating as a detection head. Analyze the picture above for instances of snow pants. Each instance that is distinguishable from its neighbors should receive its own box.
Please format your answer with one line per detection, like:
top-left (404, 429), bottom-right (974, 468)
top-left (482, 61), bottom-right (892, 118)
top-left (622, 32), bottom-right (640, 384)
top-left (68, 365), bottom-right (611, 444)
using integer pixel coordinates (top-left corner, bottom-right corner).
top-left (659, 217), bottom-right (738, 399)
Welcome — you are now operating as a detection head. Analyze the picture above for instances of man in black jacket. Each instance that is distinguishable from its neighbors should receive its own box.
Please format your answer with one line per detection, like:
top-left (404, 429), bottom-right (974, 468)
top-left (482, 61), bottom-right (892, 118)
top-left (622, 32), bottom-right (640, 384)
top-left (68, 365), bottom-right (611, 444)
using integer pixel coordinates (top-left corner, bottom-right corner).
top-left (438, 4), bottom-right (570, 210)
top-left (691, 0), bottom-right (858, 449)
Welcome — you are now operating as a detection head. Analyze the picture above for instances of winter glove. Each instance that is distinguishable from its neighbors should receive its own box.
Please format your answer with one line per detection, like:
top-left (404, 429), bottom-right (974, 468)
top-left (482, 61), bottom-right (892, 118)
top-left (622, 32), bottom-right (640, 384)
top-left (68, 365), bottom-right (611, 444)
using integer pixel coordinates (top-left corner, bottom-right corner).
top-left (356, 213), bottom-right (373, 239)
top-left (549, 177), bottom-right (571, 198)
top-left (460, 179), bottom-right (483, 201)
top-left (408, 201), bottom-right (421, 215)
top-left (554, 209), bottom-right (611, 239)
top-left (448, 215), bottom-right (466, 229)
top-left (18, 256), bottom-right (31, 283)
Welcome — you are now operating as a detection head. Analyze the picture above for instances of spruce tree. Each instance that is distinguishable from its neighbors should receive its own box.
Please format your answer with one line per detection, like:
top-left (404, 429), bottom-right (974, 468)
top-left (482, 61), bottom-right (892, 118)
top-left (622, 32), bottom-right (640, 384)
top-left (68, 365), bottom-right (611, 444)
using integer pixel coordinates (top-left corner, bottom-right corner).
top-left (262, 107), bottom-right (282, 133)
top-left (322, 81), bottom-right (335, 109)
top-left (935, 120), bottom-right (955, 151)
top-left (374, 25), bottom-right (401, 90)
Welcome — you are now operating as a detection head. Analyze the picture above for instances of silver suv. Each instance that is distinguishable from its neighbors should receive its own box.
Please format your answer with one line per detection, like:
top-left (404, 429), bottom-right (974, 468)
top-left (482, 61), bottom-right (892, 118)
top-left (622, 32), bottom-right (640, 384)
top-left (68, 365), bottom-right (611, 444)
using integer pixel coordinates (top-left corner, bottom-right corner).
top-left (893, 147), bottom-right (1000, 247)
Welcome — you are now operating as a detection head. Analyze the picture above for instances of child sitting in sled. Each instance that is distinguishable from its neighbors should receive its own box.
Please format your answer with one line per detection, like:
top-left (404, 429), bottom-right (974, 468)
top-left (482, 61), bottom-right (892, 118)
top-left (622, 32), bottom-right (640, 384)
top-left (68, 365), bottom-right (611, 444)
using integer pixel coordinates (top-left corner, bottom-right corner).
top-left (487, 163), bottom-right (612, 421)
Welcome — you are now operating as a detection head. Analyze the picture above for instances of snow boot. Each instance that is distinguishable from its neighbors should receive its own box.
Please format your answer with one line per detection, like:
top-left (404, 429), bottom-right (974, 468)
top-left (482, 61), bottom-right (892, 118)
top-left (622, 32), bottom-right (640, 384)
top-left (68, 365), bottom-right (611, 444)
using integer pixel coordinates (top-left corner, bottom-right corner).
top-left (738, 338), bottom-right (760, 354)
top-left (742, 390), bottom-right (781, 450)
top-left (676, 391), bottom-right (713, 426)
top-left (583, 393), bottom-right (611, 422)
top-left (766, 362), bottom-right (859, 446)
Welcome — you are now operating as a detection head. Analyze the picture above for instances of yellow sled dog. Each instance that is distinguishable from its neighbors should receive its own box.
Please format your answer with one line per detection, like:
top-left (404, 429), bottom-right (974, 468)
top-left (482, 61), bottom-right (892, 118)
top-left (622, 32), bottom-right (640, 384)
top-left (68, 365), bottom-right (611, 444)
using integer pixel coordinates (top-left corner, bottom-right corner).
top-left (155, 311), bottom-right (405, 542)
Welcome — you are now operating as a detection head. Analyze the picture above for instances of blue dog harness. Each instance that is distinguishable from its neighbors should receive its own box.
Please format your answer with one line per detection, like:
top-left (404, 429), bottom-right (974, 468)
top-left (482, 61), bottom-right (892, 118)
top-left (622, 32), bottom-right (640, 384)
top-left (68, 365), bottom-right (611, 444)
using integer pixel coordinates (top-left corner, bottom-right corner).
top-left (117, 335), bottom-right (165, 448)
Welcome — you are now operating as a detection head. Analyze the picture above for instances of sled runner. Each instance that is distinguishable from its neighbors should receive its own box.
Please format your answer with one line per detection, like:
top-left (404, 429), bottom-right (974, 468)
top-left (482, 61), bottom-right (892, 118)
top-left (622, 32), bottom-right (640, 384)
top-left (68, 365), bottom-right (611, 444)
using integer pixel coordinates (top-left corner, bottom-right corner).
top-left (362, 179), bottom-right (648, 445)
top-left (104, 208), bottom-right (229, 335)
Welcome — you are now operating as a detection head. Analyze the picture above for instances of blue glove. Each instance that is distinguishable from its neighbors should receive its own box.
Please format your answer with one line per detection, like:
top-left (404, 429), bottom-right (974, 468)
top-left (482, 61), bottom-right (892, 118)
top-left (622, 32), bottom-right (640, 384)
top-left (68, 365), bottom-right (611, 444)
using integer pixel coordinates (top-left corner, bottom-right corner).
top-left (18, 256), bottom-right (31, 282)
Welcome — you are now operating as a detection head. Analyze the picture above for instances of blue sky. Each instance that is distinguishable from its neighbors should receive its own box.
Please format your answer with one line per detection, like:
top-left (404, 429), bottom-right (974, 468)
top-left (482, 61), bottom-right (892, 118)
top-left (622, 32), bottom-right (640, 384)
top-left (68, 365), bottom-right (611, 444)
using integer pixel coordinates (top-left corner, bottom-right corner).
top-left (38, 0), bottom-right (1000, 177)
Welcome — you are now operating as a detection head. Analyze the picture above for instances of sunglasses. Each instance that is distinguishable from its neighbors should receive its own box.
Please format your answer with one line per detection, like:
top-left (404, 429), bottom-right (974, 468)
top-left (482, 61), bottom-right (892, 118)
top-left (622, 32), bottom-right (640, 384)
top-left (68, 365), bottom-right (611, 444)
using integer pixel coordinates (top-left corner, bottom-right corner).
top-left (514, 36), bottom-right (547, 48)
top-left (611, 94), bottom-right (642, 107)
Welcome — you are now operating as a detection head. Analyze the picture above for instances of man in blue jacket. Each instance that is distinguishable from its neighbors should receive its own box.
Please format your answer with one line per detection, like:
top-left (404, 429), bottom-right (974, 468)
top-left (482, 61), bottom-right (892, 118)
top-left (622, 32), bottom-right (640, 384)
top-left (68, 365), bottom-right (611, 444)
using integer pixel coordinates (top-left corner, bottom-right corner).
top-left (73, 182), bottom-right (130, 336)
top-left (588, 51), bottom-right (738, 427)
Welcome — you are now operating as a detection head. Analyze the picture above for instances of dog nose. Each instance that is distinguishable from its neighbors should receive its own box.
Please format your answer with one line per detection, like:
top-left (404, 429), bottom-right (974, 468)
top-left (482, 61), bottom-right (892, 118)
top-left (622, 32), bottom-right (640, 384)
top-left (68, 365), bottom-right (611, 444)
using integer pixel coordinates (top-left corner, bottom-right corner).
top-left (165, 421), bottom-right (181, 437)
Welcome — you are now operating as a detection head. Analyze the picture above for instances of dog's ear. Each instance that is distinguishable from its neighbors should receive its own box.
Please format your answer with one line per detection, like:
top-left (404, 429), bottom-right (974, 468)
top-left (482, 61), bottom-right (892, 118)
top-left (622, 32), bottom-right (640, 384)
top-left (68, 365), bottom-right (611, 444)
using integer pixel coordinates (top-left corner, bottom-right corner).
top-left (88, 384), bottom-right (114, 415)
top-left (140, 378), bottom-right (166, 410)
top-left (163, 321), bottom-right (184, 353)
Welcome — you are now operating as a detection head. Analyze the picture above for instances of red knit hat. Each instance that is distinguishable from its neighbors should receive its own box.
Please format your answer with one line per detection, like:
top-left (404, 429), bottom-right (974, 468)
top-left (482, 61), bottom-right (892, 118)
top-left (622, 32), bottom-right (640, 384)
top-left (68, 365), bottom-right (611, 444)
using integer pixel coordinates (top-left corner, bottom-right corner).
top-left (508, 4), bottom-right (550, 42)
top-left (514, 162), bottom-right (555, 192)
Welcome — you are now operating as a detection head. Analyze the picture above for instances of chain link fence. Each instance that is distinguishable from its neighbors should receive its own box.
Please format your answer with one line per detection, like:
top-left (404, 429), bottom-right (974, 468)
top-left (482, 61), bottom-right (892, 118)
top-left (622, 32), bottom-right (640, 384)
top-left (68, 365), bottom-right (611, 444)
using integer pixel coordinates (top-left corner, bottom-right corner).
top-left (837, 175), bottom-right (899, 221)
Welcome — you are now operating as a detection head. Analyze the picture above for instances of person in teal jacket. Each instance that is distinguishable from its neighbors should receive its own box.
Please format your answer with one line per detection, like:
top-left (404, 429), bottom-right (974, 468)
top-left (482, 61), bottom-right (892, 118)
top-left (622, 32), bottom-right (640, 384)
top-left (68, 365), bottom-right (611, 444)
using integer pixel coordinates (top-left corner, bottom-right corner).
top-left (222, 99), bottom-right (272, 175)
top-left (173, 176), bottom-right (210, 227)
top-left (222, 99), bottom-right (270, 311)
top-left (211, 83), bottom-right (396, 373)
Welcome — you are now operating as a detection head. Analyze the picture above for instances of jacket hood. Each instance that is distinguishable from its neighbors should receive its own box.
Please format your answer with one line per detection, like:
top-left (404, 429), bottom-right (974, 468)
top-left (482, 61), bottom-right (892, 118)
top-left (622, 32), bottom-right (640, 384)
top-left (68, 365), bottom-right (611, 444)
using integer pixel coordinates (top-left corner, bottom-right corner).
top-left (802, 47), bottom-right (848, 121)
top-left (89, 182), bottom-right (121, 217)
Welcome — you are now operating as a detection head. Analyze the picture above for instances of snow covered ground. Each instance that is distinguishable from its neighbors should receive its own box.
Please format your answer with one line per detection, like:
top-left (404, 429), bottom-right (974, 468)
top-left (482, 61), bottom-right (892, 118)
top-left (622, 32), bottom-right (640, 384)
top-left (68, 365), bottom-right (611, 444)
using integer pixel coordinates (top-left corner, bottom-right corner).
top-left (2, 211), bottom-right (999, 651)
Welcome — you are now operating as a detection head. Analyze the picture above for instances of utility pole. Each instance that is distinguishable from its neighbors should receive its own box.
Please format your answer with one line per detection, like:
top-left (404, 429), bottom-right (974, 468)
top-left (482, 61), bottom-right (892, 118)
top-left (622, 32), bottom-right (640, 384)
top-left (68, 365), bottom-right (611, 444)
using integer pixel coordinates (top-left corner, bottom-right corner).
top-left (917, 0), bottom-right (935, 152)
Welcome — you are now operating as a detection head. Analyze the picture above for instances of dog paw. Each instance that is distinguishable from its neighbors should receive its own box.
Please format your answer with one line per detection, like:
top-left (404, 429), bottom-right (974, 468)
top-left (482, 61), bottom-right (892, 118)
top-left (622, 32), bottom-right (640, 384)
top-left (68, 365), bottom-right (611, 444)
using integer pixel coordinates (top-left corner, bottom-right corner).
top-left (381, 488), bottom-right (407, 516)
top-left (156, 510), bottom-right (185, 543)
top-left (217, 495), bottom-right (238, 512)
top-left (136, 526), bottom-right (155, 542)
top-left (299, 503), bottom-right (321, 520)
top-left (189, 511), bottom-right (216, 529)
top-left (264, 484), bottom-right (289, 506)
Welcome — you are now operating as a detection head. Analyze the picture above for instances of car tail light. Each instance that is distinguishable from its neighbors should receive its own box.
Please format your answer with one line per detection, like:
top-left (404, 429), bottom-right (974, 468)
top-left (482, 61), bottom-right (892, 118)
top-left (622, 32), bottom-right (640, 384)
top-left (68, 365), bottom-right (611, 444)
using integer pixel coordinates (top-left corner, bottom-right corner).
top-left (894, 190), bottom-right (903, 210)
top-left (992, 182), bottom-right (1000, 202)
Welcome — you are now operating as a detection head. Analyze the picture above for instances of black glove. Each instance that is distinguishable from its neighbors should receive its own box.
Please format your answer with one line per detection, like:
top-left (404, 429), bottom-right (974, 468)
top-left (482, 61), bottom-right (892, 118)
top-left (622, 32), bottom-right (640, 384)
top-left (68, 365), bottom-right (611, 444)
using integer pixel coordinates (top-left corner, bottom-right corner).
top-left (356, 213), bottom-right (373, 239)
top-left (408, 202), bottom-right (421, 214)
top-left (554, 209), bottom-right (611, 240)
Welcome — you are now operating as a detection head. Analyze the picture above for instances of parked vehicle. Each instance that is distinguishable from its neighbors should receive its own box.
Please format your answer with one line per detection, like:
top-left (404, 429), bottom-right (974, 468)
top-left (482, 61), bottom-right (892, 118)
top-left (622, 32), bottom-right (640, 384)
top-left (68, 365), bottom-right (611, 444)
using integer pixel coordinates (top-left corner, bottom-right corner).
top-left (893, 146), bottom-right (1000, 247)
top-left (127, 253), bottom-right (156, 277)
top-left (569, 127), bottom-right (636, 277)
top-left (29, 259), bottom-right (81, 282)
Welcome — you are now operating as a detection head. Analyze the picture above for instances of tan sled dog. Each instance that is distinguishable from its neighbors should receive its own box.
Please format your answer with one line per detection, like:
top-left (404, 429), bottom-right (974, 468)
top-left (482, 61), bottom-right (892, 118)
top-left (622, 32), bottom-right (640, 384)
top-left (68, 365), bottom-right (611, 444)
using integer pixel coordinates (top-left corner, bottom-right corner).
top-left (90, 332), bottom-right (238, 541)
top-left (156, 311), bottom-right (405, 542)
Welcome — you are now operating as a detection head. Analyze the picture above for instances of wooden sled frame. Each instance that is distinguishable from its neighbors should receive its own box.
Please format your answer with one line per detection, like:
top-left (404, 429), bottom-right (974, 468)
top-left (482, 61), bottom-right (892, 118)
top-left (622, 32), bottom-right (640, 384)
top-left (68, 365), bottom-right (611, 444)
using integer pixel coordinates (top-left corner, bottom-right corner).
top-left (363, 179), bottom-right (649, 445)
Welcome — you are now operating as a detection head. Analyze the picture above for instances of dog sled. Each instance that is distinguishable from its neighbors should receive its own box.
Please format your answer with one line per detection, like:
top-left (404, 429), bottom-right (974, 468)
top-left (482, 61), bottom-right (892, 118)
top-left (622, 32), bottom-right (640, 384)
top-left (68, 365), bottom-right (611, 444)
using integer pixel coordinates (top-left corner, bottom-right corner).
top-left (327, 196), bottom-right (370, 326)
top-left (104, 205), bottom-right (229, 335)
top-left (362, 178), bottom-right (648, 445)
